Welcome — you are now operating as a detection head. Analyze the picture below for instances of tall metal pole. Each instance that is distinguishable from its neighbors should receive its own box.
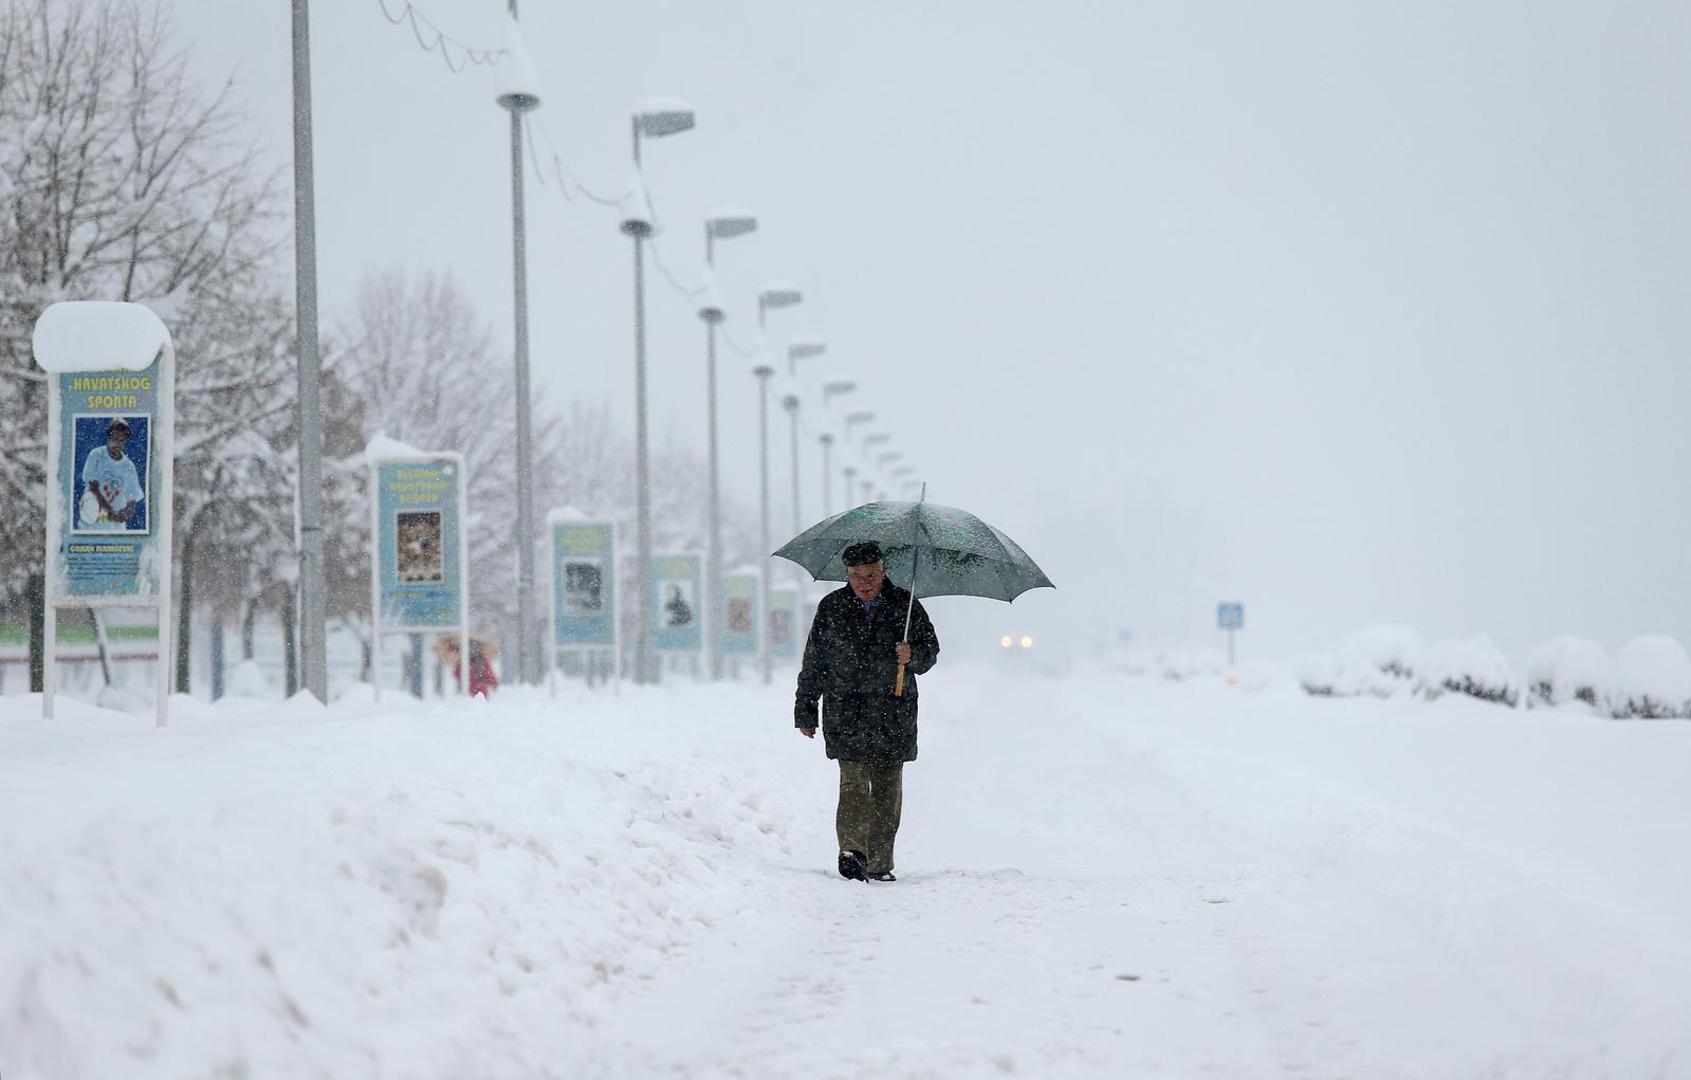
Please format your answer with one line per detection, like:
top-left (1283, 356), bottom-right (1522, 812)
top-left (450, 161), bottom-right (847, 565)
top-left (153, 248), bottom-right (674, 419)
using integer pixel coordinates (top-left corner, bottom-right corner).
top-left (754, 366), bottom-right (774, 684)
top-left (629, 120), bottom-right (656, 685)
top-left (704, 233), bottom-right (724, 682)
top-left (820, 434), bottom-right (833, 516)
top-left (290, 0), bottom-right (327, 703)
top-left (843, 465), bottom-right (857, 510)
top-left (505, 0), bottom-right (538, 685)
top-left (784, 395), bottom-right (802, 536)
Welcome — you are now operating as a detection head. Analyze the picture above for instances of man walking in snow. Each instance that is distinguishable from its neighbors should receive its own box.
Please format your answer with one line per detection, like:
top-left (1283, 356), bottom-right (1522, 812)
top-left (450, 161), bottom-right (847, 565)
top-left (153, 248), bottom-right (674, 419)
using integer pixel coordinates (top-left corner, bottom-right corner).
top-left (795, 541), bottom-right (941, 883)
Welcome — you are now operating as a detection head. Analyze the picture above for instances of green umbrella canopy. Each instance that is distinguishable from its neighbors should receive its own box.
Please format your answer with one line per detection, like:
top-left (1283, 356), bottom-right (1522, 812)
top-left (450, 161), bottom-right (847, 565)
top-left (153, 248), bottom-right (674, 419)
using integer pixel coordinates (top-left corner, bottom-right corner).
top-left (773, 500), bottom-right (1055, 602)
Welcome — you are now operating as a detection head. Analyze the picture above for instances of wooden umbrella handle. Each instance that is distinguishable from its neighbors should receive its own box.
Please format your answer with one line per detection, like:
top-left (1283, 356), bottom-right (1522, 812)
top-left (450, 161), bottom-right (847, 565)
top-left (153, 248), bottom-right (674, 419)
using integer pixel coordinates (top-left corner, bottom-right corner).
top-left (894, 663), bottom-right (907, 697)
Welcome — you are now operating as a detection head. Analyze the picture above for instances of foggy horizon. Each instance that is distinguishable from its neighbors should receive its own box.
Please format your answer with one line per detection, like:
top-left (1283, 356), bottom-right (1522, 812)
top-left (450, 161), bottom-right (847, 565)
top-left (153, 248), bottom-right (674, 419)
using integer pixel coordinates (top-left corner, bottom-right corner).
top-left (162, 0), bottom-right (1691, 663)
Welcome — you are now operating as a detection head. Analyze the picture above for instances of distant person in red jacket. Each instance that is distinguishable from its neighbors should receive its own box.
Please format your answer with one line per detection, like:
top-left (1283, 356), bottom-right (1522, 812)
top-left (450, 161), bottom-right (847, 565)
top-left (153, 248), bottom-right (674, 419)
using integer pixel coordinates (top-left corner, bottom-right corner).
top-left (467, 640), bottom-right (499, 698)
top-left (446, 638), bottom-right (500, 698)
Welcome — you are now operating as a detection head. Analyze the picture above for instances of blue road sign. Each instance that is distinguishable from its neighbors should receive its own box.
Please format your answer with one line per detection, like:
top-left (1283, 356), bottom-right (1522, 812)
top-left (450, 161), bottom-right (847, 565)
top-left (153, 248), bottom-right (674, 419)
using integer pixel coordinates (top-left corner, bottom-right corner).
top-left (1217, 602), bottom-right (1244, 631)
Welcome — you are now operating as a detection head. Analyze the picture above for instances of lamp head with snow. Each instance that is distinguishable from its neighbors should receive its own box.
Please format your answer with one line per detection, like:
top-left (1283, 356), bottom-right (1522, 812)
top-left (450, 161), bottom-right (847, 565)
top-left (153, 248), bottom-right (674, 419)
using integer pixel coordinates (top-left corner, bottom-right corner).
top-left (706, 212), bottom-right (758, 239)
top-left (494, 19), bottom-right (543, 112)
top-left (823, 380), bottom-right (856, 401)
top-left (845, 411), bottom-right (876, 426)
top-left (759, 284), bottom-right (803, 309)
top-left (782, 394), bottom-right (801, 412)
top-left (636, 103), bottom-right (696, 138)
top-left (788, 339), bottom-right (827, 360)
top-left (753, 364), bottom-right (775, 380)
top-left (879, 452), bottom-right (903, 465)
top-left (863, 433), bottom-right (892, 447)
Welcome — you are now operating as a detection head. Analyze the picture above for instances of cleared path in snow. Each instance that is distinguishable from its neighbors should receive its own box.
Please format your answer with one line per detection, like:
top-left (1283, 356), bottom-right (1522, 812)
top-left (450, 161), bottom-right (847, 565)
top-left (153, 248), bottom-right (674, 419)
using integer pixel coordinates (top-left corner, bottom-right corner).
top-left (569, 672), bottom-right (1691, 1079)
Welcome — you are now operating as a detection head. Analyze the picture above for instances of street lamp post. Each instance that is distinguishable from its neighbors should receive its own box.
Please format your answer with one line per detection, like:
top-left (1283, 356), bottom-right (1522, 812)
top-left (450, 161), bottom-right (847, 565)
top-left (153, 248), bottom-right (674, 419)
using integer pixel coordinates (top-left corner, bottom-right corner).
top-left (843, 465), bottom-right (857, 509)
top-left (754, 285), bottom-right (802, 684)
top-left (752, 363), bottom-right (776, 684)
top-left (496, 5), bottom-right (543, 684)
top-left (784, 339), bottom-right (825, 531)
top-left (702, 210), bottom-right (757, 682)
top-left (291, 0), bottom-right (328, 703)
top-left (818, 380), bottom-right (854, 516)
top-left (787, 338), bottom-right (826, 378)
top-left (843, 410), bottom-right (876, 443)
top-left (783, 393), bottom-right (803, 539)
top-left (623, 100), bottom-right (695, 685)
top-left (818, 433), bottom-right (834, 515)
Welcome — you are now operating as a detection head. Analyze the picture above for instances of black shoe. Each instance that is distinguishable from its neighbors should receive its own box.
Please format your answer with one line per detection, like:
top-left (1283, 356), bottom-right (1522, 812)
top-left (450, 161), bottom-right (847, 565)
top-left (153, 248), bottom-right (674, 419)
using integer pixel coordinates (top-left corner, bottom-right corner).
top-left (868, 871), bottom-right (896, 882)
top-left (837, 850), bottom-right (868, 881)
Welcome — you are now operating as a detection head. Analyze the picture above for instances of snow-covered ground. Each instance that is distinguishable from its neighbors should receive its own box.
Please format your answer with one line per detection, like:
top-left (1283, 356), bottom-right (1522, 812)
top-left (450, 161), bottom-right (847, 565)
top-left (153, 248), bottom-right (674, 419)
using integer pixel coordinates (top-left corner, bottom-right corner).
top-left (2, 668), bottom-right (1688, 1078)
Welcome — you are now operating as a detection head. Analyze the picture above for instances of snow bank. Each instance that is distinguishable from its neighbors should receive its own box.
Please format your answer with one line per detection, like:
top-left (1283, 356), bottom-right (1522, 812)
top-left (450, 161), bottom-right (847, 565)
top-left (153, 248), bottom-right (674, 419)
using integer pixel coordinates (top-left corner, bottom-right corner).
top-left (1605, 636), bottom-right (1691, 719)
top-left (0, 685), bottom-right (801, 1078)
top-left (1333, 625), bottom-right (1423, 698)
top-left (1524, 636), bottom-right (1611, 711)
top-left (32, 301), bottom-right (169, 373)
top-left (227, 659), bottom-right (271, 699)
top-left (1418, 635), bottom-right (1518, 706)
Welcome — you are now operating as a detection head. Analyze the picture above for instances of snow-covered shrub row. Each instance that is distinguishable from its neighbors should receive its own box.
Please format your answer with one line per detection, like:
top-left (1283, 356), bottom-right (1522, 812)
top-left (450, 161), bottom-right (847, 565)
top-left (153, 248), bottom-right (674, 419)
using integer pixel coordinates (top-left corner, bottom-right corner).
top-left (1295, 652), bottom-right (1341, 696)
top-left (1603, 636), bottom-right (1691, 719)
top-left (1332, 626), bottom-right (1422, 698)
top-left (1523, 637), bottom-right (1610, 710)
top-left (1417, 636), bottom-right (1517, 706)
top-left (1160, 648), bottom-right (1226, 682)
top-left (1231, 659), bottom-right (1291, 692)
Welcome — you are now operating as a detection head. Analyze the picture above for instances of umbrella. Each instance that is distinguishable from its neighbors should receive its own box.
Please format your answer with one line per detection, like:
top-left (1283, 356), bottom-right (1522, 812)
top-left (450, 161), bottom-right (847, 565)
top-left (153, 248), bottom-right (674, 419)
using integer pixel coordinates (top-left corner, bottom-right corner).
top-left (773, 486), bottom-right (1053, 695)
top-left (432, 633), bottom-right (499, 667)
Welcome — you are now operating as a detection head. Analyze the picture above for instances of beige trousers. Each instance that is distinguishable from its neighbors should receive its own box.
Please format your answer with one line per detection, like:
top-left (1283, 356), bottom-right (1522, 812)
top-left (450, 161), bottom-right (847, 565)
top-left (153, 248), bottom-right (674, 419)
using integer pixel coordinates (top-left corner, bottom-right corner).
top-left (836, 760), bottom-right (905, 875)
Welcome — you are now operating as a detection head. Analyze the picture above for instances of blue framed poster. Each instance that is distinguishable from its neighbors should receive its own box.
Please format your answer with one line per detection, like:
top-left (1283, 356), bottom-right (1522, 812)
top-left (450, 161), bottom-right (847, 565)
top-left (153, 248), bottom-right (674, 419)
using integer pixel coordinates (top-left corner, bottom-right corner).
top-left (375, 459), bottom-right (464, 630)
top-left (721, 571), bottom-right (760, 656)
top-left (553, 521), bottom-right (616, 649)
top-left (768, 587), bottom-right (800, 661)
top-left (55, 364), bottom-right (162, 598)
top-left (652, 554), bottom-right (703, 653)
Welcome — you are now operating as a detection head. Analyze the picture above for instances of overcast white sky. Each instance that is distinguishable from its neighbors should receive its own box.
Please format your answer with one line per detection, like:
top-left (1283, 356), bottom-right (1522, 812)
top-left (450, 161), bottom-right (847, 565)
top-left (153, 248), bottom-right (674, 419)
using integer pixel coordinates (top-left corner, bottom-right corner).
top-left (169, 0), bottom-right (1691, 664)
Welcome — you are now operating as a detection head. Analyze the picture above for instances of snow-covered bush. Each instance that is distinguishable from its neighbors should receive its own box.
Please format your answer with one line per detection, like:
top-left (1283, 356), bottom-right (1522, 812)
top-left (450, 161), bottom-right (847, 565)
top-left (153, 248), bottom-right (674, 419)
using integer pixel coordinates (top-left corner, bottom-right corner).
top-left (1232, 659), bottom-right (1290, 692)
top-left (1121, 650), bottom-right (1157, 677)
top-left (1523, 637), bottom-right (1611, 710)
top-left (1160, 649), bottom-right (1225, 682)
top-left (1295, 652), bottom-right (1341, 696)
top-left (1604, 636), bottom-right (1691, 719)
top-left (1333, 626), bottom-right (1423, 698)
top-left (1417, 636), bottom-right (1518, 706)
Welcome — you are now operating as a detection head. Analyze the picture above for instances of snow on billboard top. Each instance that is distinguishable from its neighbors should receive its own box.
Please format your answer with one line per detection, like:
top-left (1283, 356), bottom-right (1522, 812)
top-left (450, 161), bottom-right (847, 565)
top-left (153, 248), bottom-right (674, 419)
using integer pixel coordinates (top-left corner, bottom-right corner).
top-left (363, 432), bottom-right (432, 466)
top-left (32, 301), bottom-right (169, 373)
top-left (546, 506), bottom-right (596, 525)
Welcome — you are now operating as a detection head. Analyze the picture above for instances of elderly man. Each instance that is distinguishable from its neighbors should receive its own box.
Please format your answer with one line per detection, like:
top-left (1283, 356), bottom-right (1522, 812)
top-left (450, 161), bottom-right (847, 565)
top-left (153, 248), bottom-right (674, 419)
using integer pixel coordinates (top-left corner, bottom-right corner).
top-left (795, 541), bottom-right (941, 883)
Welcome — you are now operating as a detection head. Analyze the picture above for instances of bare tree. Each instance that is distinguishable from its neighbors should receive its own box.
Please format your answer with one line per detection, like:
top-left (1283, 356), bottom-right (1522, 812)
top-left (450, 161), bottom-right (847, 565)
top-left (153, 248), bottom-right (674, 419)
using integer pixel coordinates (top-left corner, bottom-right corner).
top-left (0, 0), bottom-right (293, 688)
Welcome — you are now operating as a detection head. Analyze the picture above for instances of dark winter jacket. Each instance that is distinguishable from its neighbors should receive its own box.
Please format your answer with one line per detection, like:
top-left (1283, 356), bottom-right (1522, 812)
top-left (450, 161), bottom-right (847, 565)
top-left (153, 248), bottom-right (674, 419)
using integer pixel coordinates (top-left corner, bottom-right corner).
top-left (794, 582), bottom-right (940, 763)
